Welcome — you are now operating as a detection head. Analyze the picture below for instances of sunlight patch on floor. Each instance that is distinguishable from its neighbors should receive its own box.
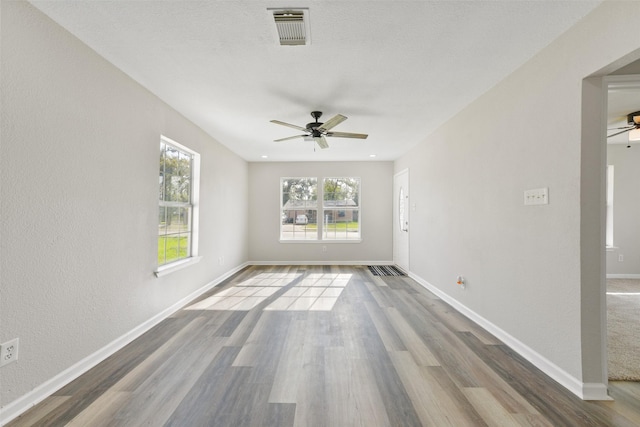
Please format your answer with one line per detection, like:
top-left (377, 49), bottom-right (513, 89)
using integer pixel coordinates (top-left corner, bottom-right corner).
top-left (185, 273), bottom-right (351, 311)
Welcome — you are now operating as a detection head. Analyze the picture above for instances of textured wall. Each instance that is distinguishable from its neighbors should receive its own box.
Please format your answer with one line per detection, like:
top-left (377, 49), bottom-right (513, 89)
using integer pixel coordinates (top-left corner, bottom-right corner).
top-left (395, 0), bottom-right (640, 392)
top-left (1, 2), bottom-right (248, 408)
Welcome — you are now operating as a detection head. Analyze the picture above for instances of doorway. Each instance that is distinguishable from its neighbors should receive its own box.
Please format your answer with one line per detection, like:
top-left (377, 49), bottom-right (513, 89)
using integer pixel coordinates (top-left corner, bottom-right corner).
top-left (580, 54), bottom-right (640, 399)
top-left (604, 74), bottom-right (640, 382)
top-left (393, 169), bottom-right (409, 273)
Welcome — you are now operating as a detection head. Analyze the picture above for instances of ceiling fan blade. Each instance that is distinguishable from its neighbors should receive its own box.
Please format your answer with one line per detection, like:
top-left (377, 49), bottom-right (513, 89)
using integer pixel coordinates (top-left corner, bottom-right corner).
top-left (317, 114), bottom-right (347, 132)
top-left (270, 120), bottom-right (308, 132)
top-left (607, 128), bottom-right (633, 138)
top-left (274, 135), bottom-right (307, 142)
top-left (314, 136), bottom-right (329, 149)
top-left (608, 125), bottom-right (634, 130)
top-left (326, 131), bottom-right (368, 139)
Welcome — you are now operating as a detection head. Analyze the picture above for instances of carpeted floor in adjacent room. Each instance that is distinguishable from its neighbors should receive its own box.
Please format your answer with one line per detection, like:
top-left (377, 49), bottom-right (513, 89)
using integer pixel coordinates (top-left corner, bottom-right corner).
top-left (607, 278), bottom-right (640, 381)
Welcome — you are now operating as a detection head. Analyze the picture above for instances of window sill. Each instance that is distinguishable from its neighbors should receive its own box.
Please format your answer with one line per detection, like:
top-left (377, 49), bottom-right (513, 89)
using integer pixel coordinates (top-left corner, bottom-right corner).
top-left (605, 246), bottom-right (617, 252)
top-left (155, 256), bottom-right (202, 278)
top-left (279, 240), bottom-right (362, 244)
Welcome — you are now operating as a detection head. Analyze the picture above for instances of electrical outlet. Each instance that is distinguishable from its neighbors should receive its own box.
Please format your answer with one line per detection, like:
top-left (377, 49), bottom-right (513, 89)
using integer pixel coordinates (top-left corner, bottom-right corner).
top-left (322, 246), bottom-right (327, 252)
top-left (218, 256), bottom-right (225, 265)
top-left (618, 254), bottom-right (624, 262)
top-left (0, 338), bottom-right (19, 367)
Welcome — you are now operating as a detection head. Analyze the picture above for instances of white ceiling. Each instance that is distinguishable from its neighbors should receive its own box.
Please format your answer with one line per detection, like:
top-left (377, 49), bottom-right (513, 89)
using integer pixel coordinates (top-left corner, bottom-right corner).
top-left (30, 0), bottom-right (606, 162)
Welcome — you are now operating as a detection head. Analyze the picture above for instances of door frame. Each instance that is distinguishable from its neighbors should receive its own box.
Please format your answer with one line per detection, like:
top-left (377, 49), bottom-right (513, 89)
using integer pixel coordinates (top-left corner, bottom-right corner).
top-left (393, 169), bottom-right (410, 272)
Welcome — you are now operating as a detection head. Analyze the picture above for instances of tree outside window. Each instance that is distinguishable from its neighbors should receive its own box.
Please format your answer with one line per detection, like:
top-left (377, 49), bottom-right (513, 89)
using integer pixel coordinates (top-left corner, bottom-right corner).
top-left (281, 177), bottom-right (318, 240)
top-left (280, 176), bottom-right (360, 241)
top-left (323, 177), bottom-right (360, 240)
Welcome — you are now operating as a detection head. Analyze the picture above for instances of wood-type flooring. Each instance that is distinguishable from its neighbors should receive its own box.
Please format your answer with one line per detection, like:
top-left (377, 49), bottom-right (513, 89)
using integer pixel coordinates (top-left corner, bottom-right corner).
top-left (8, 265), bottom-right (640, 426)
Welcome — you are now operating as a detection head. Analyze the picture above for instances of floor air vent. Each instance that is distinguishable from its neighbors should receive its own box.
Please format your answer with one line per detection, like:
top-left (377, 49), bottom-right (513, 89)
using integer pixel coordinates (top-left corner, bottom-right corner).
top-left (368, 266), bottom-right (407, 276)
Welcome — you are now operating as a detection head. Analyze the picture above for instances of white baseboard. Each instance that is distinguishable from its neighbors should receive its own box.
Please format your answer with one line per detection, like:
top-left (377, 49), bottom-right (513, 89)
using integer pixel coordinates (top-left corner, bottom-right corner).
top-left (408, 272), bottom-right (611, 401)
top-left (248, 260), bottom-right (394, 266)
top-left (582, 383), bottom-right (612, 401)
top-left (606, 274), bottom-right (640, 279)
top-left (0, 262), bottom-right (250, 426)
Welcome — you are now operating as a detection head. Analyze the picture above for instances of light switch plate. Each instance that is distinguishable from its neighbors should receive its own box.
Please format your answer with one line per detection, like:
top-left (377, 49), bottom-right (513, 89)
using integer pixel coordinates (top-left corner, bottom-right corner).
top-left (524, 187), bottom-right (549, 205)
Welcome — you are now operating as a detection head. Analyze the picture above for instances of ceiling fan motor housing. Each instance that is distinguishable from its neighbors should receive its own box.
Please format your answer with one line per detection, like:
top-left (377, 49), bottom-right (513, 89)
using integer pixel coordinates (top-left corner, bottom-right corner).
top-left (628, 111), bottom-right (640, 126)
top-left (307, 111), bottom-right (324, 131)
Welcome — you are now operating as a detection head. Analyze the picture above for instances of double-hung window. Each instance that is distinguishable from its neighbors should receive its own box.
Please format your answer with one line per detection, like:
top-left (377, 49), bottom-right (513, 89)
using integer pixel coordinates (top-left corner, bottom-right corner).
top-left (281, 177), bottom-right (318, 240)
top-left (606, 165), bottom-right (614, 248)
top-left (280, 176), bottom-right (360, 241)
top-left (322, 177), bottom-right (360, 240)
top-left (158, 136), bottom-right (200, 267)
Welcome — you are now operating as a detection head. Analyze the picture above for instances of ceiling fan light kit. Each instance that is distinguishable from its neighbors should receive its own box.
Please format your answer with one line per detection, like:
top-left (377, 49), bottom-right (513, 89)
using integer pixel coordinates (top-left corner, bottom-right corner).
top-left (607, 110), bottom-right (640, 140)
top-left (628, 111), bottom-right (640, 142)
top-left (271, 111), bottom-right (368, 150)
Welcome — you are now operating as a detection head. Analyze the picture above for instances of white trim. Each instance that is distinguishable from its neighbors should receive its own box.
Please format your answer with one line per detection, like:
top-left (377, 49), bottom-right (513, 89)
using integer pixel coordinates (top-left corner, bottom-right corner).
top-left (279, 240), bottom-right (362, 244)
top-left (0, 262), bottom-right (250, 426)
top-left (605, 165), bottom-right (614, 248)
top-left (393, 168), bottom-right (410, 272)
top-left (249, 260), bottom-right (393, 266)
top-left (279, 176), bottom-right (362, 242)
top-left (155, 256), bottom-right (202, 277)
top-left (158, 135), bottom-right (201, 267)
top-left (582, 383), bottom-right (612, 401)
top-left (606, 274), bottom-right (640, 279)
top-left (408, 271), bottom-right (611, 401)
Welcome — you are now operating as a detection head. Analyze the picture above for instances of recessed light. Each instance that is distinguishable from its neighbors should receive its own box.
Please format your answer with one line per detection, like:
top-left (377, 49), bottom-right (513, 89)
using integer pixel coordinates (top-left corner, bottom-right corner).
top-left (261, 155), bottom-right (268, 158)
top-left (369, 154), bottom-right (376, 158)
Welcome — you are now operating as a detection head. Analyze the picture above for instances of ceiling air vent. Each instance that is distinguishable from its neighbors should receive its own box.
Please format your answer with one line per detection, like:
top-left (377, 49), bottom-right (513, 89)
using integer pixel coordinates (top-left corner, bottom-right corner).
top-left (271, 9), bottom-right (310, 46)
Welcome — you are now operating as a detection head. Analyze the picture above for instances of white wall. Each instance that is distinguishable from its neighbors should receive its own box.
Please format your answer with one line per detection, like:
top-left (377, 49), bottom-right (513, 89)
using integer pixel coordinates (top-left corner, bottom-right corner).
top-left (395, 1), bottom-right (640, 398)
top-left (0, 1), bottom-right (248, 413)
top-left (606, 144), bottom-right (640, 276)
top-left (248, 162), bottom-right (393, 263)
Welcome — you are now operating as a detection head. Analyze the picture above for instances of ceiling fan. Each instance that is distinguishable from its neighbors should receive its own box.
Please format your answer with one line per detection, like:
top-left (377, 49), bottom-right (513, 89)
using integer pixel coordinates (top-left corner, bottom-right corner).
top-left (270, 111), bottom-right (368, 149)
top-left (607, 110), bottom-right (640, 139)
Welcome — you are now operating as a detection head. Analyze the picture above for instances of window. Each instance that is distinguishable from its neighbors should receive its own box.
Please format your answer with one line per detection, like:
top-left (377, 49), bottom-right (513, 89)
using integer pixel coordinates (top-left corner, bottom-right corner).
top-left (398, 186), bottom-right (407, 231)
top-left (280, 176), bottom-right (360, 241)
top-left (158, 136), bottom-right (200, 267)
top-left (606, 165), bottom-right (614, 248)
top-left (281, 177), bottom-right (318, 240)
top-left (322, 177), bottom-right (360, 240)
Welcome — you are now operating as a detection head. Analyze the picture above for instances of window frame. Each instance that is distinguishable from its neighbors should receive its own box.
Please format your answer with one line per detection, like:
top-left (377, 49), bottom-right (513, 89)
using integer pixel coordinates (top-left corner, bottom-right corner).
top-left (321, 177), bottom-right (361, 241)
top-left (280, 177), bottom-right (319, 241)
top-left (606, 164), bottom-right (614, 249)
top-left (156, 136), bottom-right (201, 277)
top-left (279, 176), bottom-right (362, 243)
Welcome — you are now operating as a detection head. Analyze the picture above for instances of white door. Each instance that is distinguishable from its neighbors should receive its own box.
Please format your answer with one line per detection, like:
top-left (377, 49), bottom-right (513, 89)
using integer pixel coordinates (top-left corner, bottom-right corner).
top-left (393, 169), bottom-right (409, 273)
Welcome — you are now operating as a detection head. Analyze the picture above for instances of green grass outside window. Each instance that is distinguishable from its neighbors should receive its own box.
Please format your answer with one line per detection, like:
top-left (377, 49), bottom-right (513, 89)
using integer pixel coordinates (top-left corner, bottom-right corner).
top-left (158, 236), bottom-right (189, 265)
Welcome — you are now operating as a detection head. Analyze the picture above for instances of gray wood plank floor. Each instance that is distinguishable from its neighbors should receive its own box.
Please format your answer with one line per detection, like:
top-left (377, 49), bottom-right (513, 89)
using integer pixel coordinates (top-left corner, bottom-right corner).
top-left (8, 265), bottom-right (640, 426)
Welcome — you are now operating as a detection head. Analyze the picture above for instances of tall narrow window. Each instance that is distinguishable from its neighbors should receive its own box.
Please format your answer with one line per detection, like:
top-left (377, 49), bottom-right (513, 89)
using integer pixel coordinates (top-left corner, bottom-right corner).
top-left (322, 177), bottom-right (360, 240)
top-left (281, 177), bottom-right (318, 240)
top-left (158, 137), bottom-right (199, 266)
top-left (606, 165), bottom-right (614, 248)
